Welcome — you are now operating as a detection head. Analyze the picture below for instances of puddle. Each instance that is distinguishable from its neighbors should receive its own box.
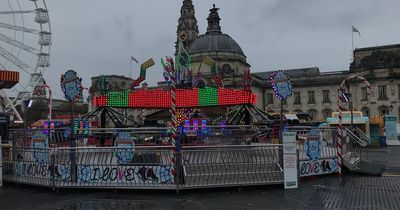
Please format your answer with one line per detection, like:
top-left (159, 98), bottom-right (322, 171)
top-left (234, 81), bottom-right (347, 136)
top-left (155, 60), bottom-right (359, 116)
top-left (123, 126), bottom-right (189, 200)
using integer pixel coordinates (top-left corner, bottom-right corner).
top-left (42, 199), bottom-right (155, 210)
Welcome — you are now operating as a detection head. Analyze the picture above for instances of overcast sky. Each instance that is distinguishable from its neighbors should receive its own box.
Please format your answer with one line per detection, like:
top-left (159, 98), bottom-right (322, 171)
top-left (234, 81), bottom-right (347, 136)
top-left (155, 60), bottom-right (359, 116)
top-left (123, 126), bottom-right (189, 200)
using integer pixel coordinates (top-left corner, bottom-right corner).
top-left (28, 0), bottom-right (400, 98)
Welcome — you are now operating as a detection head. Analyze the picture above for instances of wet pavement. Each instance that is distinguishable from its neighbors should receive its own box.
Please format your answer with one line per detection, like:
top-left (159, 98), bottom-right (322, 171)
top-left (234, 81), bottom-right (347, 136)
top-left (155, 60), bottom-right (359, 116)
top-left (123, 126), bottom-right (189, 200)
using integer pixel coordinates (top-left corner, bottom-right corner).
top-left (2, 174), bottom-right (400, 210)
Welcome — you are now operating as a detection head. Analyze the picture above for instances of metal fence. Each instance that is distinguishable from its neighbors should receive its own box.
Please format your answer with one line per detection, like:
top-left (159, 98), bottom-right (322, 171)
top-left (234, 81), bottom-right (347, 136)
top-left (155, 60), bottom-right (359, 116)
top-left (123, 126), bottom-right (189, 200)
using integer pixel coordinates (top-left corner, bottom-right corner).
top-left (2, 145), bottom-right (283, 190)
top-left (181, 145), bottom-right (283, 188)
top-left (3, 147), bottom-right (53, 187)
top-left (2, 126), bottom-right (284, 190)
top-left (1, 126), bottom-right (345, 190)
top-left (8, 125), bottom-right (269, 147)
top-left (54, 146), bottom-right (176, 189)
top-left (285, 126), bottom-right (338, 160)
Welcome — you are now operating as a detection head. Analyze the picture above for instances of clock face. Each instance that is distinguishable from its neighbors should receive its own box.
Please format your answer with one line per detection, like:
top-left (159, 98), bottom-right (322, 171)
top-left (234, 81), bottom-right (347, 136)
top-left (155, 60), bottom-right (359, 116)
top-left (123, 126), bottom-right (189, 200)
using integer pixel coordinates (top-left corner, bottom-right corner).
top-left (179, 31), bottom-right (187, 41)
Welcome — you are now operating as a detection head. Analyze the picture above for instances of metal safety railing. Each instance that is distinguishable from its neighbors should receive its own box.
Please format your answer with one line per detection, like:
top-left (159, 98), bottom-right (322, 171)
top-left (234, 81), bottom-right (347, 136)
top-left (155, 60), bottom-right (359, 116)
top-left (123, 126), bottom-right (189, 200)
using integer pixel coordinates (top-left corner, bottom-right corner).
top-left (285, 126), bottom-right (338, 160)
top-left (2, 125), bottom-right (353, 190)
top-left (8, 125), bottom-right (269, 148)
top-left (2, 145), bottom-right (283, 190)
top-left (54, 146), bottom-right (176, 189)
top-left (181, 144), bottom-right (283, 188)
top-left (3, 147), bottom-right (54, 187)
top-left (344, 127), bottom-right (369, 147)
top-left (2, 126), bottom-right (284, 190)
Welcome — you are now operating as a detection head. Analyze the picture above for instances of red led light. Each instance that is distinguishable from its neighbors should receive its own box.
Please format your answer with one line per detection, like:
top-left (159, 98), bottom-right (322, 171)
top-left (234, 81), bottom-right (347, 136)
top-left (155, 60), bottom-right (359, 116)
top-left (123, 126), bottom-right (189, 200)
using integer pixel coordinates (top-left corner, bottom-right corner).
top-left (94, 87), bottom-right (256, 108)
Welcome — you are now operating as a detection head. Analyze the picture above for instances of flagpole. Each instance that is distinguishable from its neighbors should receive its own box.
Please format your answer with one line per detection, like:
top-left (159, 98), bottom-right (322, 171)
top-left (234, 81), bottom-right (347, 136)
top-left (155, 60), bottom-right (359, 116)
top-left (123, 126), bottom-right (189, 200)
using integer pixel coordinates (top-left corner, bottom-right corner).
top-left (129, 58), bottom-right (132, 79)
top-left (352, 28), bottom-right (354, 52)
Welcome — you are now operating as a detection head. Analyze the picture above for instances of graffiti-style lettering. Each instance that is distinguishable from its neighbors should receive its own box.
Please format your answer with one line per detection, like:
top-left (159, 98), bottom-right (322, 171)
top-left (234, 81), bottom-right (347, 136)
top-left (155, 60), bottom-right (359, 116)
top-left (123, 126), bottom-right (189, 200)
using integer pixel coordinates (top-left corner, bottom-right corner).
top-left (14, 162), bottom-right (70, 180)
top-left (299, 158), bottom-right (338, 177)
top-left (126, 168), bottom-right (135, 181)
top-left (77, 165), bottom-right (173, 184)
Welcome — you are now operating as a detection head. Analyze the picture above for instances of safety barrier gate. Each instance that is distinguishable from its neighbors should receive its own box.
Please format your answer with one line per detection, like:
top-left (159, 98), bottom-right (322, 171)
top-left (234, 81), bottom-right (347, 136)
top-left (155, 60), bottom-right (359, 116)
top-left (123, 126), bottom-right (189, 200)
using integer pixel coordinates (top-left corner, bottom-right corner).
top-left (1, 126), bottom-right (284, 191)
top-left (2, 145), bottom-right (283, 190)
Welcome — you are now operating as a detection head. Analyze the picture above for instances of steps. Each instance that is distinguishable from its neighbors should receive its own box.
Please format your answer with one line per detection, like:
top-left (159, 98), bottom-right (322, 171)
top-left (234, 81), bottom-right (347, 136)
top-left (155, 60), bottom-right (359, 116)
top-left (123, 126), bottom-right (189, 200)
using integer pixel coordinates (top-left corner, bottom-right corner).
top-left (344, 127), bottom-right (369, 147)
top-left (343, 151), bottom-right (385, 175)
top-left (356, 161), bottom-right (385, 175)
top-left (343, 151), bottom-right (360, 171)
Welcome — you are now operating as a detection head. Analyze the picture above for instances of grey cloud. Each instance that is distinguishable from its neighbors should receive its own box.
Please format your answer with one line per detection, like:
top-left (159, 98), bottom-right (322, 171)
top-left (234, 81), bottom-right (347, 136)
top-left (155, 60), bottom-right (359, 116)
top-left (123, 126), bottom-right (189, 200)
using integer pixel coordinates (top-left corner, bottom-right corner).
top-left (15, 0), bottom-right (397, 99)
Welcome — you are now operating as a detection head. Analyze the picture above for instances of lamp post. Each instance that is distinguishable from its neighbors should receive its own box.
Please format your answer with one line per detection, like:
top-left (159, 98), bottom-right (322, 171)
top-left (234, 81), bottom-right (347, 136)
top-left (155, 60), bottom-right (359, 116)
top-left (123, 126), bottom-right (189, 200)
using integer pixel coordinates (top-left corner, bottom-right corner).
top-left (22, 99), bottom-right (33, 129)
top-left (344, 82), bottom-right (354, 129)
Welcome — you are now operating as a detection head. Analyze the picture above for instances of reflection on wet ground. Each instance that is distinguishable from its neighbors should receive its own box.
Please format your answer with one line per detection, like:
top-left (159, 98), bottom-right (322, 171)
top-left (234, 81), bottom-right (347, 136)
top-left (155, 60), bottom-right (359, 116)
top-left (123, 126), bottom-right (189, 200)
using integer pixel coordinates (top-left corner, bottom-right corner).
top-left (44, 200), bottom-right (154, 210)
top-left (3, 175), bottom-right (400, 210)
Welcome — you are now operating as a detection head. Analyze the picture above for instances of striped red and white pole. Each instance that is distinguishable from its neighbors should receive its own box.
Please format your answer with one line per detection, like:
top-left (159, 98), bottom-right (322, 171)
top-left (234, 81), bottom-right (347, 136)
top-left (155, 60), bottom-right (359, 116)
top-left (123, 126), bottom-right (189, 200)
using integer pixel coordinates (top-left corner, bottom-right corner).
top-left (337, 75), bottom-right (371, 176)
top-left (168, 56), bottom-right (177, 180)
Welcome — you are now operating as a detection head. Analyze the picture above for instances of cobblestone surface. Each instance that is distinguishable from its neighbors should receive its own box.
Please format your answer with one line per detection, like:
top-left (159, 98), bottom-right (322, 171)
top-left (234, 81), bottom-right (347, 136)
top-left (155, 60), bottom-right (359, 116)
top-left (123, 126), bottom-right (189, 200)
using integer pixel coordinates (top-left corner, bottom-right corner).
top-left (2, 175), bottom-right (400, 210)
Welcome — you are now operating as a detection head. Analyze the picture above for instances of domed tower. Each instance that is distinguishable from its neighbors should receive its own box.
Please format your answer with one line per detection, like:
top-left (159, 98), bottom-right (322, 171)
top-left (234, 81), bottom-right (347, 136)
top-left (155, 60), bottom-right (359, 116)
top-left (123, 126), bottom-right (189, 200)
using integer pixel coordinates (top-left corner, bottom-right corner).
top-left (176, 0), bottom-right (199, 54)
top-left (189, 4), bottom-right (250, 87)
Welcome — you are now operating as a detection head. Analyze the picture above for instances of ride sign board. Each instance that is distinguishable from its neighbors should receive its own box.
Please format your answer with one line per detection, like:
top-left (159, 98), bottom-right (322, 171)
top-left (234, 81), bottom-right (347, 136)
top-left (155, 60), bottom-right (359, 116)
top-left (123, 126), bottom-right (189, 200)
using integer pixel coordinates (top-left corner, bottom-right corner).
top-left (283, 132), bottom-right (298, 189)
top-left (270, 70), bottom-right (292, 100)
top-left (60, 70), bottom-right (82, 102)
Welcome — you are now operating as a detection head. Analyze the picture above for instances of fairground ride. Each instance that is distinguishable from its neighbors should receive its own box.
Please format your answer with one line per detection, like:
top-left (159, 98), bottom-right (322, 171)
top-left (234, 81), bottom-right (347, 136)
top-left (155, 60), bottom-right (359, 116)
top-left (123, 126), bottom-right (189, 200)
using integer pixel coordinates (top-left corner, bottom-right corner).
top-left (90, 53), bottom-right (270, 129)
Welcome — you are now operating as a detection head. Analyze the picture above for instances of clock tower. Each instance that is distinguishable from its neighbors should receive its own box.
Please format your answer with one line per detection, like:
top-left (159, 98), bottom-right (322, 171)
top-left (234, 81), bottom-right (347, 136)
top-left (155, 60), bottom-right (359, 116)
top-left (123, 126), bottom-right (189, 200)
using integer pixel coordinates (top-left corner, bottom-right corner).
top-left (175, 0), bottom-right (199, 54)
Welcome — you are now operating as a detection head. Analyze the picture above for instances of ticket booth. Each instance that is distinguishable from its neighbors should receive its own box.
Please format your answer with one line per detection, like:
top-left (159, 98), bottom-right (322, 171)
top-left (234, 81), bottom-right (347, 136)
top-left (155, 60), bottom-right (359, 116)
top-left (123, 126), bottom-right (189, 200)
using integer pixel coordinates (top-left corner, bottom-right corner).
top-left (327, 111), bottom-right (370, 136)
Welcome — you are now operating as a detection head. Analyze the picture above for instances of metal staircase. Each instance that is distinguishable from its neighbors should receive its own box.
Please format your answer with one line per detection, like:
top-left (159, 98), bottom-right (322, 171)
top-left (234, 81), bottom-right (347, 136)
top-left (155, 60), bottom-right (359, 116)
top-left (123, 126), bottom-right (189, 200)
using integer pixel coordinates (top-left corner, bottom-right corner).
top-left (342, 127), bottom-right (384, 175)
top-left (342, 151), bottom-right (361, 171)
top-left (354, 127), bottom-right (371, 145)
top-left (344, 127), bottom-right (369, 147)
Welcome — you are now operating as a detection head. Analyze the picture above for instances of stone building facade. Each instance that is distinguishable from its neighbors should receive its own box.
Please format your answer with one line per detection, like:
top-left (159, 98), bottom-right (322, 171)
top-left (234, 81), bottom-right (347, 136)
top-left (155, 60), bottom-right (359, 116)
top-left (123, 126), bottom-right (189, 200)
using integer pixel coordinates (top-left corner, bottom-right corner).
top-left (252, 44), bottom-right (400, 122)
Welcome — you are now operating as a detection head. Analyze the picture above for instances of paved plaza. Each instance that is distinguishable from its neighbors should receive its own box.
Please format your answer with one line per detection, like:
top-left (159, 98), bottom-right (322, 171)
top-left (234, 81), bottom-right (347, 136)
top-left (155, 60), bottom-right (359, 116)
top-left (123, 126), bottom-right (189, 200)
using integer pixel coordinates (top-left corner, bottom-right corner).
top-left (1, 174), bottom-right (400, 210)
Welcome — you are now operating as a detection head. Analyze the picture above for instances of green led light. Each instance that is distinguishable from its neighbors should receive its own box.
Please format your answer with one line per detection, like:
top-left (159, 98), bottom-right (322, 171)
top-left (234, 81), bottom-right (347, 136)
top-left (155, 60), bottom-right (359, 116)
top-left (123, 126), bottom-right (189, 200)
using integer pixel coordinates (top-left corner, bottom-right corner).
top-left (107, 90), bottom-right (129, 107)
top-left (199, 87), bottom-right (218, 106)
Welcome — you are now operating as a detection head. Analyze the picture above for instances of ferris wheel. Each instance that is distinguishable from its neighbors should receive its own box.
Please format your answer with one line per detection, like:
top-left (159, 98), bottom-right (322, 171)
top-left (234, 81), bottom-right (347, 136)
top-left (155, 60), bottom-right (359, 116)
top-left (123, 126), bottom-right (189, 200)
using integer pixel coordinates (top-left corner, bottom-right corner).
top-left (0, 0), bottom-right (51, 121)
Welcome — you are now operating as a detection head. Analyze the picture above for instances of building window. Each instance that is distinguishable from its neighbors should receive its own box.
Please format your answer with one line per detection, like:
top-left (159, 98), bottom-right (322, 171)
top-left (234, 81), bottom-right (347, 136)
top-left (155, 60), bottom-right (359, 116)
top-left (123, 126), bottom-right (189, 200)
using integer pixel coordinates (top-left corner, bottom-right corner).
top-left (322, 109), bottom-right (333, 119)
top-left (378, 85), bottom-right (388, 100)
top-left (267, 93), bottom-right (274, 105)
top-left (308, 91), bottom-right (315, 104)
top-left (361, 87), bottom-right (368, 101)
top-left (322, 90), bottom-right (330, 103)
top-left (398, 85), bottom-right (400, 99)
top-left (294, 92), bottom-right (301, 104)
top-left (121, 81), bottom-right (127, 89)
top-left (361, 107), bottom-right (370, 117)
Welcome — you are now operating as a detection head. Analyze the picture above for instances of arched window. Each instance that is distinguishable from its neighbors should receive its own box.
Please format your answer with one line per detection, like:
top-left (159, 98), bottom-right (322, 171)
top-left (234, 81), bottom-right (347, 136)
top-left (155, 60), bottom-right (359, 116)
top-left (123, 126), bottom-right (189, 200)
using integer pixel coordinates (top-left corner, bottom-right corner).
top-left (294, 109), bottom-right (303, 113)
top-left (322, 108), bottom-right (333, 119)
top-left (307, 109), bottom-right (319, 121)
top-left (361, 106), bottom-right (370, 117)
top-left (378, 105), bottom-right (392, 116)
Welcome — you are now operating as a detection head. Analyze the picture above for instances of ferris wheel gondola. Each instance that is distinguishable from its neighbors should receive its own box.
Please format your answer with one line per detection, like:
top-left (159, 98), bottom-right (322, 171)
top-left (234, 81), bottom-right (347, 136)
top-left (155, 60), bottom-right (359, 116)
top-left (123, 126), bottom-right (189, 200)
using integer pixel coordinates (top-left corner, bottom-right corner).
top-left (0, 0), bottom-right (51, 121)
